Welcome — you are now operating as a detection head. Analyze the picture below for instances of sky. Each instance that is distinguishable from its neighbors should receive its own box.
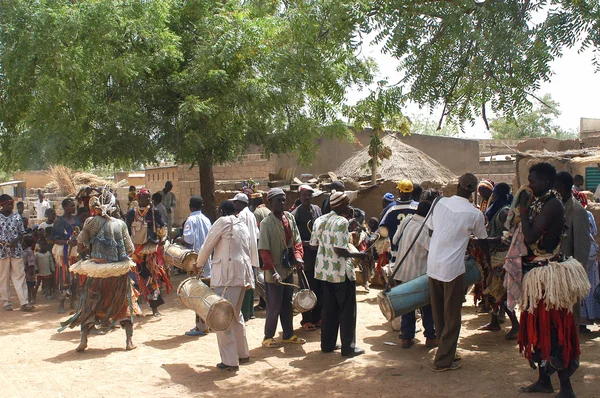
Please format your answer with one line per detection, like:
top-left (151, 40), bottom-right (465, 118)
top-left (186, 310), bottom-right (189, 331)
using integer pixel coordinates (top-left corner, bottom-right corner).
top-left (346, 34), bottom-right (600, 139)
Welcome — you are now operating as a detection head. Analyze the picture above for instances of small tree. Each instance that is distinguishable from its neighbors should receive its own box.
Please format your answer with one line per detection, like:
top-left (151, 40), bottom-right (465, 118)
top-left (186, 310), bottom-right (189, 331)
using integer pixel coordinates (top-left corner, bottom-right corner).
top-left (345, 82), bottom-right (410, 184)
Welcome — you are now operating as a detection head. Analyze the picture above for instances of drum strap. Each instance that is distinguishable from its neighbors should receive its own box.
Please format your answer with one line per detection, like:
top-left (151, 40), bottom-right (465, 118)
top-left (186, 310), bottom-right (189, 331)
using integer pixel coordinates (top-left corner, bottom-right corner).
top-left (384, 196), bottom-right (444, 292)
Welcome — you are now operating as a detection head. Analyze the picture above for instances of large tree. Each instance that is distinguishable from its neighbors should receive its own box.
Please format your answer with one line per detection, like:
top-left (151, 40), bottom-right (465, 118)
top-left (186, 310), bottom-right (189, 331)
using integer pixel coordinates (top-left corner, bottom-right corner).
top-left (2, 0), bottom-right (599, 218)
top-left (0, 0), bottom-right (373, 220)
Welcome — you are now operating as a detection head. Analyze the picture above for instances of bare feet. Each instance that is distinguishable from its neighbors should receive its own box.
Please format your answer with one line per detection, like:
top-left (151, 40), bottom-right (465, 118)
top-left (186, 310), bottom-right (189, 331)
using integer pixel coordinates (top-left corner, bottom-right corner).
top-left (126, 339), bottom-right (137, 351)
top-left (75, 341), bottom-right (88, 353)
top-left (505, 328), bottom-right (520, 340)
top-left (555, 390), bottom-right (576, 398)
top-left (519, 382), bottom-right (554, 394)
top-left (478, 322), bottom-right (501, 331)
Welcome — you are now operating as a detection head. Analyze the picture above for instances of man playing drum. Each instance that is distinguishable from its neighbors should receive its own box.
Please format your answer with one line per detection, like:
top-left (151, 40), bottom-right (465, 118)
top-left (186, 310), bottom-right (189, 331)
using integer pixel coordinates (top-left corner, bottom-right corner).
top-left (391, 201), bottom-right (436, 349)
top-left (311, 191), bottom-right (367, 357)
top-left (195, 200), bottom-right (254, 371)
top-left (426, 173), bottom-right (488, 372)
top-left (291, 185), bottom-right (323, 331)
top-left (178, 195), bottom-right (212, 336)
top-left (259, 188), bottom-right (306, 348)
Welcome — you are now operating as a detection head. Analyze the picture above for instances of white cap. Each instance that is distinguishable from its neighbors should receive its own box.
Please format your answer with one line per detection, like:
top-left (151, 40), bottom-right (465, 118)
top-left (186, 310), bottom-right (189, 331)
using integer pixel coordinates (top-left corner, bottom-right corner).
top-left (232, 193), bottom-right (249, 203)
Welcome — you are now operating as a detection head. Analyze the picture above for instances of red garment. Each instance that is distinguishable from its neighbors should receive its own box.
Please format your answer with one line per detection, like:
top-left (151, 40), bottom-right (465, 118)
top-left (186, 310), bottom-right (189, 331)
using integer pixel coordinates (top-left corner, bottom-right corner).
top-left (518, 301), bottom-right (580, 369)
top-left (573, 188), bottom-right (588, 208)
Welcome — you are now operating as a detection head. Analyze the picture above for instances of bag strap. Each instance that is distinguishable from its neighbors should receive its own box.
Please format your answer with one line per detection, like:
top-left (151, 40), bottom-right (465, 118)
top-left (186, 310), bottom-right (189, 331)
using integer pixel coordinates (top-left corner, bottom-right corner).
top-left (385, 196), bottom-right (444, 292)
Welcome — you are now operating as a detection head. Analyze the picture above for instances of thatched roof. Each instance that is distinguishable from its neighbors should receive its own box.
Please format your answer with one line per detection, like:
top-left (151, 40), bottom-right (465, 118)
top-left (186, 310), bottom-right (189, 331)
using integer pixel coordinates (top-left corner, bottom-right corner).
top-left (335, 134), bottom-right (457, 187)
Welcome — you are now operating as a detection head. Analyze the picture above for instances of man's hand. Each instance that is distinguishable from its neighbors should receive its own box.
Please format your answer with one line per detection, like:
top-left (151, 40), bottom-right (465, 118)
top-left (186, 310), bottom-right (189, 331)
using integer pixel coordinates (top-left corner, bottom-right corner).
top-left (8, 237), bottom-right (20, 248)
top-left (295, 258), bottom-right (304, 271)
top-left (272, 272), bottom-right (282, 285)
top-left (519, 190), bottom-right (530, 208)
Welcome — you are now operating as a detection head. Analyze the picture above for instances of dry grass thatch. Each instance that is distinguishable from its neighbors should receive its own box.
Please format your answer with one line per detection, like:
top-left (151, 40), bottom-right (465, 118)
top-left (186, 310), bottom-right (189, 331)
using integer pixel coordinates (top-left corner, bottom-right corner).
top-left (335, 134), bottom-right (457, 186)
top-left (45, 165), bottom-right (124, 196)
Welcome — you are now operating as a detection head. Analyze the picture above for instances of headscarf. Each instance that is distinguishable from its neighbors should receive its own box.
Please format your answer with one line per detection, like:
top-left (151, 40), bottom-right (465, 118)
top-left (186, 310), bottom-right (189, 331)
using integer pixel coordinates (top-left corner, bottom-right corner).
top-left (573, 188), bottom-right (588, 208)
top-left (485, 182), bottom-right (513, 221)
top-left (136, 188), bottom-right (150, 199)
top-left (477, 179), bottom-right (495, 213)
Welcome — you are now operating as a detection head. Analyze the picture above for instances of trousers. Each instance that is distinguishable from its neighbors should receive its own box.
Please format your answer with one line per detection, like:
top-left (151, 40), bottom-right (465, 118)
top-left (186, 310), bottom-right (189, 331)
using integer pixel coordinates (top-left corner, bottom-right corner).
top-left (264, 273), bottom-right (294, 340)
top-left (429, 274), bottom-right (464, 368)
top-left (321, 278), bottom-right (357, 355)
top-left (0, 257), bottom-right (29, 307)
top-left (214, 286), bottom-right (249, 367)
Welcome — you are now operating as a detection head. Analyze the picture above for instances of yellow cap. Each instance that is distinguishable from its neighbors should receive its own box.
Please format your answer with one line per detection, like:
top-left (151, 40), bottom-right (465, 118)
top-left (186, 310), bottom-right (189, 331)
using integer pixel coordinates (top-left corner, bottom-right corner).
top-left (396, 179), bottom-right (414, 193)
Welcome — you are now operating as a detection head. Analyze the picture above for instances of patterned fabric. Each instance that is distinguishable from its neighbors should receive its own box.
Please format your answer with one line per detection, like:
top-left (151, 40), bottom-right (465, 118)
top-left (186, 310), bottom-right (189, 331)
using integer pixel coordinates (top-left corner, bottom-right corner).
top-left (310, 211), bottom-right (354, 283)
top-left (0, 212), bottom-right (25, 258)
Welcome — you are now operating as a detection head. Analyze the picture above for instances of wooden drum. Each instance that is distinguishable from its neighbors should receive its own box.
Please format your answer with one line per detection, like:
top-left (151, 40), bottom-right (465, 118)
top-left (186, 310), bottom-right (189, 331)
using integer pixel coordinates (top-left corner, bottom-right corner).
top-left (165, 243), bottom-right (198, 273)
top-left (177, 277), bottom-right (234, 331)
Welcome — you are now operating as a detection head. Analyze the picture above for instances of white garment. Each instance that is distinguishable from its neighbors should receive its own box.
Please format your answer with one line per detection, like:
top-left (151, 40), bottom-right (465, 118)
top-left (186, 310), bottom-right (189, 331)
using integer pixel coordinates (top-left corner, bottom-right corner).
top-left (0, 257), bottom-right (29, 307)
top-left (214, 286), bottom-right (249, 366)
top-left (426, 196), bottom-right (487, 282)
top-left (34, 199), bottom-right (52, 221)
top-left (237, 206), bottom-right (260, 268)
top-left (392, 214), bottom-right (430, 282)
top-left (196, 215), bottom-right (254, 289)
top-left (595, 185), bottom-right (600, 200)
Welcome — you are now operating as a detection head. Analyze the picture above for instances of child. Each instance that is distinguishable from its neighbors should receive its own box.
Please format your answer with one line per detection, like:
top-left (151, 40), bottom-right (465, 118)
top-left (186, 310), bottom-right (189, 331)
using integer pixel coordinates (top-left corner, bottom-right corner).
top-left (22, 217), bottom-right (33, 235)
top-left (35, 236), bottom-right (55, 300)
top-left (22, 235), bottom-right (37, 304)
top-left (152, 192), bottom-right (168, 228)
top-left (38, 208), bottom-right (56, 230)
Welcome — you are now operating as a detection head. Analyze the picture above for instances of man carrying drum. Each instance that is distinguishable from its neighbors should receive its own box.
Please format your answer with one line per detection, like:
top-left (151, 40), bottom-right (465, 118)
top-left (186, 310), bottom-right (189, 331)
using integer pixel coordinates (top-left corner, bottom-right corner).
top-left (311, 191), bottom-right (367, 357)
top-left (195, 200), bottom-right (254, 371)
top-left (291, 185), bottom-right (323, 331)
top-left (258, 188), bottom-right (306, 348)
top-left (178, 195), bottom-right (212, 337)
top-left (426, 173), bottom-right (488, 372)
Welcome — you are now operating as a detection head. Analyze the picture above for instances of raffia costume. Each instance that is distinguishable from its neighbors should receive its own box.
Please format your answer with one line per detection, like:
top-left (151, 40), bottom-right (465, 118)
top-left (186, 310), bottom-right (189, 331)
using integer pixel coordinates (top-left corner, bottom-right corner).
top-left (507, 190), bottom-right (590, 375)
top-left (59, 199), bottom-right (140, 331)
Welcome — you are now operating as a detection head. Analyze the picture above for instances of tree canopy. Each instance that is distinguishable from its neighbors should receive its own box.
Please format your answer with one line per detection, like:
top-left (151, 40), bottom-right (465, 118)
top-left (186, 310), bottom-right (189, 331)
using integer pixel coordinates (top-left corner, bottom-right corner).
top-left (489, 94), bottom-right (577, 140)
top-left (1, 0), bottom-right (599, 217)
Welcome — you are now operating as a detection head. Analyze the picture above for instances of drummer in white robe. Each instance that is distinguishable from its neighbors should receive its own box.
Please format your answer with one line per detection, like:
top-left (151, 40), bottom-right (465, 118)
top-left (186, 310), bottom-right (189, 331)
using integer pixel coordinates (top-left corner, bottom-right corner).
top-left (391, 201), bottom-right (436, 349)
top-left (195, 200), bottom-right (254, 371)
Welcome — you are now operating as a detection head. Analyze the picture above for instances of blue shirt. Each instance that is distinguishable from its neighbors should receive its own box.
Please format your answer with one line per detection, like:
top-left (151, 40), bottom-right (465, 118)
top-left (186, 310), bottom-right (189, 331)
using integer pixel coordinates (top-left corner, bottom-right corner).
top-left (380, 200), bottom-right (418, 260)
top-left (183, 210), bottom-right (212, 277)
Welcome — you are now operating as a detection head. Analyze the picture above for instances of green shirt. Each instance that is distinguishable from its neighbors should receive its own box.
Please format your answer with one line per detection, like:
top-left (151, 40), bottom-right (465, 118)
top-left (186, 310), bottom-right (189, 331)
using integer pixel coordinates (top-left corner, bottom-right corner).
top-left (258, 211), bottom-right (301, 283)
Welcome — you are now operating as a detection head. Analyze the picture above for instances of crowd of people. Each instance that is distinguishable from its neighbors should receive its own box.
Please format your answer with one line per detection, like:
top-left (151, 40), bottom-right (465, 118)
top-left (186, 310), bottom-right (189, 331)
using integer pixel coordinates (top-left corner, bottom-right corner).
top-left (1, 166), bottom-right (599, 397)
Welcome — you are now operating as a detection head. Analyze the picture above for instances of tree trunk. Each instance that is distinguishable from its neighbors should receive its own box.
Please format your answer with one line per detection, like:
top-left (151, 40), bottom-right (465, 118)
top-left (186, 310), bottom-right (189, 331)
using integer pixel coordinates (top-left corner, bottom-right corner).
top-left (198, 155), bottom-right (217, 222)
top-left (371, 134), bottom-right (378, 186)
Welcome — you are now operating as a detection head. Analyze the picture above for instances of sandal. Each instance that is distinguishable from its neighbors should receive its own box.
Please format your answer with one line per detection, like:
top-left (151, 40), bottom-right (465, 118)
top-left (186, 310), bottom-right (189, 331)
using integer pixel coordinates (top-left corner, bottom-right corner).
top-left (262, 338), bottom-right (280, 348)
top-left (432, 362), bottom-right (461, 372)
top-left (302, 323), bottom-right (317, 331)
top-left (20, 304), bottom-right (34, 312)
top-left (4, 304), bottom-right (13, 311)
top-left (281, 335), bottom-right (306, 344)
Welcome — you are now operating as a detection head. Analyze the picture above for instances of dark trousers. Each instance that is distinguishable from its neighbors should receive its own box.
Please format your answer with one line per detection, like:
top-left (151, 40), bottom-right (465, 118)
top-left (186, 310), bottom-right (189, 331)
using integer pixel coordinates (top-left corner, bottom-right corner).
top-left (429, 275), bottom-right (464, 368)
top-left (264, 274), bottom-right (294, 340)
top-left (399, 304), bottom-right (436, 340)
top-left (300, 260), bottom-right (322, 325)
top-left (241, 288), bottom-right (255, 320)
top-left (321, 278), bottom-right (357, 354)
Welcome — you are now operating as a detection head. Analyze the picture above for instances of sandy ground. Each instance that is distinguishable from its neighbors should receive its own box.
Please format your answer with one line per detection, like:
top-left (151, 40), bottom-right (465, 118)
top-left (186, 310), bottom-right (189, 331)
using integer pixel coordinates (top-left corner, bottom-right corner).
top-left (1, 273), bottom-right (599, 398)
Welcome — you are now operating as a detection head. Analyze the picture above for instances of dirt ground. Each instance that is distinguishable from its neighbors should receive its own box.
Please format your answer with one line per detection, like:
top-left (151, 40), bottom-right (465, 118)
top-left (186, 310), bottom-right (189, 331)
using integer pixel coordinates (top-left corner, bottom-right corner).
top-left (1, 273), bottom-right (599, 398)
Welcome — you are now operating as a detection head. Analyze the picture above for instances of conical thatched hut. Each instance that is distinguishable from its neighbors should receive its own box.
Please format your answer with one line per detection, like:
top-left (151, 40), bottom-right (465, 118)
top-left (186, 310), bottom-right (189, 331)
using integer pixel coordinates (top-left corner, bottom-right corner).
top-left (335, 134), bottom-right (457, 188)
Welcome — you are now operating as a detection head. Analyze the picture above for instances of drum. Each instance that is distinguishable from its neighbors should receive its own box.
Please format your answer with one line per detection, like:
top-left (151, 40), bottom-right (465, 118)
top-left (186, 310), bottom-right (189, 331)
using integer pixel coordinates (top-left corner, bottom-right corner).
top-left (292, 271), bottom-right (317, 314)
top-left (165, 243), bottom-right (198, 272)
top-left (378, 255), bottom-right (483, 321)
top-left (255, 269), bottom-right (266, 301)
top-left (177, 277), bottom-right (235, 331)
